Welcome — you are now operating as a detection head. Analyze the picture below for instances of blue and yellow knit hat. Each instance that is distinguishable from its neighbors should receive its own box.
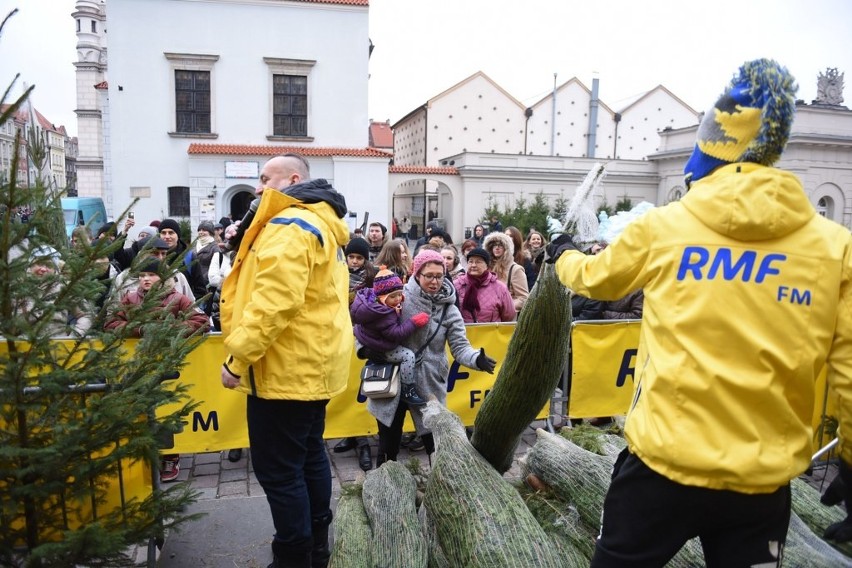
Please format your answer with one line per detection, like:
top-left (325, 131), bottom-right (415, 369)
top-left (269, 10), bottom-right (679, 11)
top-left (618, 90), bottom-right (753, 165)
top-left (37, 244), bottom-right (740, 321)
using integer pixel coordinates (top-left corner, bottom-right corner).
top-left (684, 59), bottom-right (798, 187)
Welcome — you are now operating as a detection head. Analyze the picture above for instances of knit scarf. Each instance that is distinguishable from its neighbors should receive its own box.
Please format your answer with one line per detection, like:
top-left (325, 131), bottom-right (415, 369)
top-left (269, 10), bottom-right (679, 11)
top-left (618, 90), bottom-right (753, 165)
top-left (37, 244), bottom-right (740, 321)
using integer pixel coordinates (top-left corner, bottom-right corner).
top-left (196, 235), bottom-right (215, 250)
top-left (462, 271), bottom-right (490, 316)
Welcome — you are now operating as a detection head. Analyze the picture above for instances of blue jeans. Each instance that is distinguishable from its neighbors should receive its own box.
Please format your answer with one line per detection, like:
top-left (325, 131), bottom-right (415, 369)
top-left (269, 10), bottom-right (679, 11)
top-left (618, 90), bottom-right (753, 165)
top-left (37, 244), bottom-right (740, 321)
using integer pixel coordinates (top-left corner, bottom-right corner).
top-left (247, 396), bottom-right (331, 553)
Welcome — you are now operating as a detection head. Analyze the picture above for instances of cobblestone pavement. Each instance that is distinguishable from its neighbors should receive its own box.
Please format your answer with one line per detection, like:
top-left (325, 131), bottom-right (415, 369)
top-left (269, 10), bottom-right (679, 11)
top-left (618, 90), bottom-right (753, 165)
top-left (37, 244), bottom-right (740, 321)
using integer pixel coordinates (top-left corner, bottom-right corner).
top-left (148, 421), bottom-right (546, 566)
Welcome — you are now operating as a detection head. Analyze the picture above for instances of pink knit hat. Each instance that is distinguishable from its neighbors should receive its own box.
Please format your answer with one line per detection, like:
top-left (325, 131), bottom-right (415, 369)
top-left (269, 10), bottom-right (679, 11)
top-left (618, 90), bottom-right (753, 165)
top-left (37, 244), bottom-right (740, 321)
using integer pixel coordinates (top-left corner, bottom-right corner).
top-left (412, 249), bottom-right (445, 277)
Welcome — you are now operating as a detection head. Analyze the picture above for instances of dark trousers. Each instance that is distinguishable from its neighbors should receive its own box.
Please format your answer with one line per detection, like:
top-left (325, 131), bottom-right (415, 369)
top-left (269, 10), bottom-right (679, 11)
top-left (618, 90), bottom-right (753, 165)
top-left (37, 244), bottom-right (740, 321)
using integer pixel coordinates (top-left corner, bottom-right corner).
top-left (376, 401), bottom-right (434, 459)
top-left (247, 396), bottom-right (332, 554)
top-left (591, 449), bottom-right (791, 568)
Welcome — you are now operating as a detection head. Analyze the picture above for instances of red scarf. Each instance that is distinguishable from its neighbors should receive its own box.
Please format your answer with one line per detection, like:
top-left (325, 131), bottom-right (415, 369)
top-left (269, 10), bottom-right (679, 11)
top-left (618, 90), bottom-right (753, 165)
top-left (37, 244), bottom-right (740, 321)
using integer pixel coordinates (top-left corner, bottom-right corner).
top-left (462, 271), bottom-right (490, 316)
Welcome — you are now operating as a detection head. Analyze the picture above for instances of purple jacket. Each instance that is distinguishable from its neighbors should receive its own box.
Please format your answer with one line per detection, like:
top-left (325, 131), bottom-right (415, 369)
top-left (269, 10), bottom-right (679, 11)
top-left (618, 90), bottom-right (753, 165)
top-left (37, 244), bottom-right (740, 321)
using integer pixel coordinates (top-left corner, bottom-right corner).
top-left (453, 271), bottom-right (516, 323)
top-left (350, 288), bottom-right (418, 351)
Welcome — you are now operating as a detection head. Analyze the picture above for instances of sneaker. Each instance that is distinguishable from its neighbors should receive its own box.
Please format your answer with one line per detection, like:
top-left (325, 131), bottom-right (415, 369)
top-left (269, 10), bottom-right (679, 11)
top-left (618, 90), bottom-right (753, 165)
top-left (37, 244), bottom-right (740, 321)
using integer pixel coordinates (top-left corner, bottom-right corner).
top-left (227, 448), bottom-right (243, 462)
top-left (401, 383), bottom-right (427, 406)
top-left (160, 455), bottom-right (180, 483)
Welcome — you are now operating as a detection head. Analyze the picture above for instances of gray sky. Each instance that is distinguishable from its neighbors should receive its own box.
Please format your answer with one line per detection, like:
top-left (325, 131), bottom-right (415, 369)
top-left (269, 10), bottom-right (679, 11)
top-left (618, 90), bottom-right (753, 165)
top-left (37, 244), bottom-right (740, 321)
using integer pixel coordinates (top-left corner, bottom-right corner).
top-left (2, 0), bottom-right (851, 138)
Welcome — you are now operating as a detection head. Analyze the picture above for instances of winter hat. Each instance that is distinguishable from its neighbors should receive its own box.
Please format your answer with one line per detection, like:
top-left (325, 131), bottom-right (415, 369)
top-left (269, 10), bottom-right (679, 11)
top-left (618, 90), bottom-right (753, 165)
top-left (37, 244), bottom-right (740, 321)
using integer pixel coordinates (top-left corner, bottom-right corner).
top-left (96, 222), bottom-right (116, 239)
top-left (684, 58), bottom-right (797, 187)
top-left (149, 219), bottom-right (161, 228)
top-left (345, 237), bottom-right (370, 259)
top-left (197, 221), bottom-right (215, 234)
top-left (466, 247), bottom-right (490, 265)
top-left (137, 226), bottom-right (158, 239)
top-left (412, 249), bottom-right (445, 277)
top-left (138, 258), bottom-right (162, 274)
top-left (150, 238), bottom-right (171, 250)
top-left (372, 265), bottom-right (404, 297)
top-left (158, 218), bottom-right (181, 235)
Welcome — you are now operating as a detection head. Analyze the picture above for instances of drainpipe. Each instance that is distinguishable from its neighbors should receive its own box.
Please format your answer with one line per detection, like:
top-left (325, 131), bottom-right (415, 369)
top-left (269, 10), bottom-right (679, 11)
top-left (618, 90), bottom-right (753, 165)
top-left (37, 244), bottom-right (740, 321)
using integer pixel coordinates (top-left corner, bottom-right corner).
top-left (587, 76), bottom-right (599, 158)
top-left (612, 112), bottom-right (622, 159)
top-left (550, 73), bottom-right (557, 156)
top-left (523, 107), bottom-right (533, 154)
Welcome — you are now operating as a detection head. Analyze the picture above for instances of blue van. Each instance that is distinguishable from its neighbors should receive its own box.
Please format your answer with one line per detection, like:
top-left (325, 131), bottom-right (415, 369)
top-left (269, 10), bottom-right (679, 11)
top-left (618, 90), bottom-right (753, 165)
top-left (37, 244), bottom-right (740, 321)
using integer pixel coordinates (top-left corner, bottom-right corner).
top-left (61, 197), bottom-right (108, 239)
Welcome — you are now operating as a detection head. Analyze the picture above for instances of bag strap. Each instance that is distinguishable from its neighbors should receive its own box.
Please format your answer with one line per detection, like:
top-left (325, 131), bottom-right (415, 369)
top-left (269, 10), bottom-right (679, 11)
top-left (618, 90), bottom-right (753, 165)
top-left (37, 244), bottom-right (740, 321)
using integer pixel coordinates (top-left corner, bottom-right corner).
top-left (414, 304), bottom-right (449, 357)
top-left (508, 264), bottom-right (515, 294)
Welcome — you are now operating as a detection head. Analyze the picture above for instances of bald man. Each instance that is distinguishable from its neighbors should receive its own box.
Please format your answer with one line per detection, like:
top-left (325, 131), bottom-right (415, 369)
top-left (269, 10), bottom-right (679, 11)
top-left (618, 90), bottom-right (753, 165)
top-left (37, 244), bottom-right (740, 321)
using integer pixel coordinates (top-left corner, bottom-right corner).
top-left (219, 153), bottom-right (352, 568)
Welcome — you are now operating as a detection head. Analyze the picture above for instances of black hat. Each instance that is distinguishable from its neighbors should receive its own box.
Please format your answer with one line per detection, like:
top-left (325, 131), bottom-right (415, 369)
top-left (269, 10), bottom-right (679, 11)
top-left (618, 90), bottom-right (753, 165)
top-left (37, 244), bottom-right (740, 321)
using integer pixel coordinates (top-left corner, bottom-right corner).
top-left (159, 218), bottom-right (181, 235)
top-left (345, 237), bottom-right (370, 259)
top-left (138, 258), bottom-right (162, 274)
top-left (466, 247), bottom-right (490, 264)
top-left (150, 238), bottom-right (171, 250)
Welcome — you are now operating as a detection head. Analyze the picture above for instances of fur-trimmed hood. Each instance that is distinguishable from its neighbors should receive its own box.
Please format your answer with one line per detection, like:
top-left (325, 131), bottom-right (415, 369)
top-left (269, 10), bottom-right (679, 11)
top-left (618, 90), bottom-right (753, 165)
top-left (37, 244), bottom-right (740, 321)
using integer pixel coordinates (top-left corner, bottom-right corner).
top-left (482, 231), bottom-right (514, 276)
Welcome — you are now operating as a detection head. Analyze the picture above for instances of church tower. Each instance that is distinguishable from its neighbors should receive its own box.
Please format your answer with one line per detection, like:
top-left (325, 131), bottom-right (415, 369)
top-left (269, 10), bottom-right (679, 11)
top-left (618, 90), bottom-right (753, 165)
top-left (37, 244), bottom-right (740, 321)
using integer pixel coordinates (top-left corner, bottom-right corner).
top-left (72, 0), bottom-right (106, 199)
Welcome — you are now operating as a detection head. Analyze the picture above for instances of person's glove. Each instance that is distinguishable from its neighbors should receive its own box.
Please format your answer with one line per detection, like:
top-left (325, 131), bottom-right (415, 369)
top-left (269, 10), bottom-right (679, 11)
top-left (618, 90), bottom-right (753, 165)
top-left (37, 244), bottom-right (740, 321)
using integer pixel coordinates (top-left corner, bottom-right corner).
top-left (824, 459), bottom-right (852, 542)
top-left (411, 312), bottom-right (430, 328)
top-left (545, 233), bottom-right (578, 264)
top-left (476, 348), bottom-right (496, 374)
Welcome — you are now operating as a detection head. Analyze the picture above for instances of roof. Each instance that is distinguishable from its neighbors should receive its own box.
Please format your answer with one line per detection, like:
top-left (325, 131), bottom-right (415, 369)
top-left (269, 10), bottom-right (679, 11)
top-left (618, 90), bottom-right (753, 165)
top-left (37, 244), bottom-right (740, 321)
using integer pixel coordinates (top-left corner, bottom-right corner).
top-left (94, 81), bottom-right (108, 90)
top-left (1, 104), bottom-right (67, 133)
top-left (617, 84), bottom-right (698, 115)
top-left (187, 144), bottom-right (392, 158)
top-left (389, 165), bottom-right (458, 175)
top-left (368, 121), bottom-right (393, 148)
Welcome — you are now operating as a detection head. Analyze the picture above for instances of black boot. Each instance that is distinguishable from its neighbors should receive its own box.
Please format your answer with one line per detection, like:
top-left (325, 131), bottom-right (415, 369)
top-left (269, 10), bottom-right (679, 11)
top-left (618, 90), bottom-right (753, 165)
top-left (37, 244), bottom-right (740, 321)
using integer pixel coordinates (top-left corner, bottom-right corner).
top-left (401, 383), bottom-right (427, 406)
top-left (358, 444), bottom-right (372, 472)
top-left (375, 453), bottom-right (389, 468)
top-left (311, 512), bottom-right (333, 568)
top-left (333, 437), bottom-right (357, 453)
top-left (269, 541), bottom-right (311, 568)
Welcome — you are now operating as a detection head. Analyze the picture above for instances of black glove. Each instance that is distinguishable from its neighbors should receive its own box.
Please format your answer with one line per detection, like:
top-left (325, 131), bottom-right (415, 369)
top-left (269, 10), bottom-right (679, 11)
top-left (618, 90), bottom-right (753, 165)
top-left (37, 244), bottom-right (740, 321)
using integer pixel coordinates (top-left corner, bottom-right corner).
top-left (824, 459), bottom-right (852, 542)
top-left (545, 233), bottom-right (578, 264)
top-left (476, 348), bottom-right (496, 374)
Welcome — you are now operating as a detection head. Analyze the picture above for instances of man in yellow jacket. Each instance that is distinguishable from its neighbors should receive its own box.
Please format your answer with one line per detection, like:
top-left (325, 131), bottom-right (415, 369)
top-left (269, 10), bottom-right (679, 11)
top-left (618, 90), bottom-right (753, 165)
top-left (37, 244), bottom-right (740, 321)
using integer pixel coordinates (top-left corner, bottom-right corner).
top-left (551, 59), bottom-right (852, 566)
top-left (220, 154), bottom-right (352, 568)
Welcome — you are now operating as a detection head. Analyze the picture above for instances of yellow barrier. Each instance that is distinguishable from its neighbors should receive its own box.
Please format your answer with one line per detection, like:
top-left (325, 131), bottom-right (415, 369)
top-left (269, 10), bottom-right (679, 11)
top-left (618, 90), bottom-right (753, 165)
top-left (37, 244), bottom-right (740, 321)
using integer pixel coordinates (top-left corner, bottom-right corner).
top-left (169, 324), bottom-right (518, 454)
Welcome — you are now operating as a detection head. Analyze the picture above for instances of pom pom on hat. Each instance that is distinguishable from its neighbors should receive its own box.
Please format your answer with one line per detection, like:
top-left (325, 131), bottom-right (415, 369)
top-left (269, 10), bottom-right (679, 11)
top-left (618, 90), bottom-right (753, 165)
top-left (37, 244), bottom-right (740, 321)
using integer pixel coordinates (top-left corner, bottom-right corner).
top-left (684, 58), bottom-right (798, 187)
top-left (412, 249), bottom-right (445, 277)
top-left (344, 237), bottom-right (370, 260)
top-left (373, 265), bottom-right (403, 296)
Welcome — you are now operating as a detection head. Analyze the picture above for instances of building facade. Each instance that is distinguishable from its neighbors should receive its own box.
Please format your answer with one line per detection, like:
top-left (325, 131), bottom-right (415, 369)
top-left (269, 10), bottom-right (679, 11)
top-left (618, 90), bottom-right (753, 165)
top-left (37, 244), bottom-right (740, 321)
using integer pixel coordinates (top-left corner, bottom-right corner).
top-left (74, 0), bottom-right (392, 231)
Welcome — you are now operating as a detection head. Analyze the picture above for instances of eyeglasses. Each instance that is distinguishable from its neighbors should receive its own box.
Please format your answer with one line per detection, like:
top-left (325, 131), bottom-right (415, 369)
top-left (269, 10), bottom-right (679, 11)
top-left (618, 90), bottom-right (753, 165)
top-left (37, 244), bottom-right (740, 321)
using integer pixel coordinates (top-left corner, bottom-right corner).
top-left (419, 273), bottom-right (444, 282)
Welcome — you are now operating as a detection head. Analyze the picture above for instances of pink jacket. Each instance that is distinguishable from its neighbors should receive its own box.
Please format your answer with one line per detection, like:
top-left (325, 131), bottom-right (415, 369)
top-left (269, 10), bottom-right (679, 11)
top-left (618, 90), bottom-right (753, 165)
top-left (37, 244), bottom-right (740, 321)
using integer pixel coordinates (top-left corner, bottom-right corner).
top-left (453, 272), bottom-right (516, 323)
top-left (105, 287), bottom-right (209, 337)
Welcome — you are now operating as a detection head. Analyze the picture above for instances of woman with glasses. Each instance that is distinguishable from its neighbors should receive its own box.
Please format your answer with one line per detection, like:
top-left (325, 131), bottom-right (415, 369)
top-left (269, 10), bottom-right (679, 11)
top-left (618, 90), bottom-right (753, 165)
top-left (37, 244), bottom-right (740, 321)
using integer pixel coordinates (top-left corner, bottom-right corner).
top-left (366, 249), bottom-right (497, 465)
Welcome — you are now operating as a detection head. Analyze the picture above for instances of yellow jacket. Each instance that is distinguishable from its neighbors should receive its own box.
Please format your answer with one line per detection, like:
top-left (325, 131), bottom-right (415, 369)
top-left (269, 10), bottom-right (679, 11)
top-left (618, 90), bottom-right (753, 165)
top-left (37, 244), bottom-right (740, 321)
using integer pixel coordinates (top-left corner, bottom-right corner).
top-left (220, 179), bottom-right (353, 400)
top-left (556, 163), bottom-right (852, 493)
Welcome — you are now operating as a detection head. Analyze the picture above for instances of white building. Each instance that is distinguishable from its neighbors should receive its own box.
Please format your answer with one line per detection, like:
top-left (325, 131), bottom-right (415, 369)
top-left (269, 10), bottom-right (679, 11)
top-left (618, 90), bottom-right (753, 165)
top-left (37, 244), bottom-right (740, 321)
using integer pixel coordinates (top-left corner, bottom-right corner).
top-left (75, 0), bottom-right (390, 231)
top-left (389, 70), bottom-right (852, 239)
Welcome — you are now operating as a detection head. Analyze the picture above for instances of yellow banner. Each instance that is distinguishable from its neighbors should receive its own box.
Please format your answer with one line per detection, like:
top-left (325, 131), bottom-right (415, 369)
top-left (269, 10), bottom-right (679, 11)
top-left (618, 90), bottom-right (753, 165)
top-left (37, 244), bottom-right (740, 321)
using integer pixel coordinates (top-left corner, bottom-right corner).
top-left (169, 323), bottom-right (519, 453)
top-left (568, 321), bottom-right (641, 418)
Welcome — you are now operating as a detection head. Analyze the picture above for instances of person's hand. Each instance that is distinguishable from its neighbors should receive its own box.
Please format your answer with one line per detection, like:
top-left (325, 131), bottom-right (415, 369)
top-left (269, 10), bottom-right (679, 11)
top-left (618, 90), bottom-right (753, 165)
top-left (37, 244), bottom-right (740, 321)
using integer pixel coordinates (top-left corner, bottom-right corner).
top-left (123, 216), bottom-right (136, 234)
top-left (476, 348), bottom-right (496, 374)
top-left (824, 459), bottom-right (852, 542)
top-left (411, 312), bottom-right (430, 328)
top-left (545, 233), bottom-right (578, 264)
top-left (221, 365), bottom-right (240, 389)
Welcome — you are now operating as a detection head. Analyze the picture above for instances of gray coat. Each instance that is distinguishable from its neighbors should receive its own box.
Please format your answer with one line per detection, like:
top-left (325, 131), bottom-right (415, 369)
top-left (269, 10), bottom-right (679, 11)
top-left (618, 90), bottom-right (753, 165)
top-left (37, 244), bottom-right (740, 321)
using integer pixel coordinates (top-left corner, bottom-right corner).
top-left (367, 277), bottom-right (480, 431)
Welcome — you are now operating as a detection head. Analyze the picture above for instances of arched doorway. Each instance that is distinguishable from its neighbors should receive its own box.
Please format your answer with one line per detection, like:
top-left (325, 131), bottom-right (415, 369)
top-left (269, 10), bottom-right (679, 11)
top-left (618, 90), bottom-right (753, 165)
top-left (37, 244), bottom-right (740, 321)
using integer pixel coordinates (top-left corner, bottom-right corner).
top-left (226, 184), bottom-right (256, 220)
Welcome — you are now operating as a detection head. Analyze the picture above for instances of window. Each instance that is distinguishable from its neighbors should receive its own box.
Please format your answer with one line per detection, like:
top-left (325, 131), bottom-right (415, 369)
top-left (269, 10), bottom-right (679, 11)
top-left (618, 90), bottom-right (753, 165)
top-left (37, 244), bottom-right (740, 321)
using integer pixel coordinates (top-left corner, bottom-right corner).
top-left (165, 52), bottom-right (219, 138)
top-left (264, 58), bottom-right (315, 140)
top-left (273, 75), bottom-right (307, 136)
top-left (175, 70), bottom-right (211, 134)
top-left (168, 186), bottom-right (190, 217)
top-left (91, 20), bottom-right (97, 33)
top-left (76, 19), bottom-right (80, 32)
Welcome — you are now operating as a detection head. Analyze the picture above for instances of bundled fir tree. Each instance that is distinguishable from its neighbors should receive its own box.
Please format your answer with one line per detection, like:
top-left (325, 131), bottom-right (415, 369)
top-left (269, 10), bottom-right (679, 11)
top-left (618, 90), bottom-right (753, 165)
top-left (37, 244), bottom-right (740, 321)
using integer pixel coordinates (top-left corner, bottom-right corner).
top-left (0, 13), bottom-right (202, 566)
